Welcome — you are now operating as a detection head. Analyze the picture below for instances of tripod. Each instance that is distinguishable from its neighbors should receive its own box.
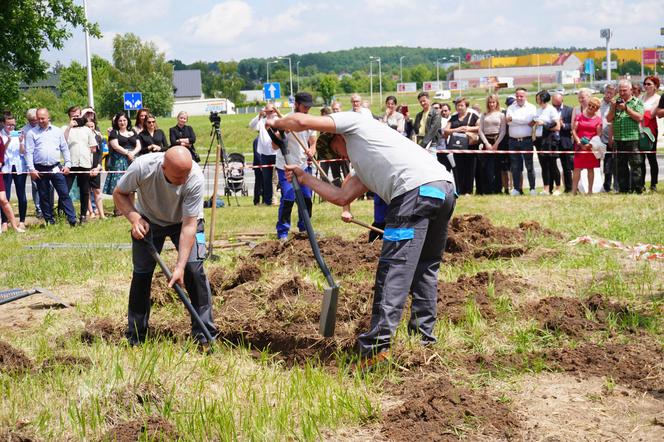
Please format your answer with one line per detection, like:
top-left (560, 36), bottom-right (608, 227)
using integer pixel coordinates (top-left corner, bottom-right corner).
top-left (203, 124), bottom-right (231, 206)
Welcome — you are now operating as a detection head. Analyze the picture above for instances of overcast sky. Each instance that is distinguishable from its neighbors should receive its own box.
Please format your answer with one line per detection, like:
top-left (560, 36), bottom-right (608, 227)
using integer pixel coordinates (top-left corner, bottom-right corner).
top-left (44, 0), bottom-right (663, 66)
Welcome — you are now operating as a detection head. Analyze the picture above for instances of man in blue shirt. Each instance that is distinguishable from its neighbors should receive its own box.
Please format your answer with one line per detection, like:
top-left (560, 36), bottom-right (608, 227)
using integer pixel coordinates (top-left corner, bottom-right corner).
top-left (25, 108), bottom-right (77, 226)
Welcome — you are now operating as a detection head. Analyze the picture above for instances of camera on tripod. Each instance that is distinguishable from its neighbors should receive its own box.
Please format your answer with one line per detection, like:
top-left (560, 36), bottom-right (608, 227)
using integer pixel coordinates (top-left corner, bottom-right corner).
top-left (209, 111), bottom-right (221, 127)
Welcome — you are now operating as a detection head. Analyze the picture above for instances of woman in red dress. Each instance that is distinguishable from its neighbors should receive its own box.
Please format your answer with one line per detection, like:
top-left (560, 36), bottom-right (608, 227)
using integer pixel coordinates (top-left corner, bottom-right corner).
top-left (572, 96), bottom-right (602, 194)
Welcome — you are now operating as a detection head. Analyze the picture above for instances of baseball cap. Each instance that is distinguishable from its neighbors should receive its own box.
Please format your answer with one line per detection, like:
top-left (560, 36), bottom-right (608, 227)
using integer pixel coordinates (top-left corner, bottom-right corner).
top-left (294, 92), bottom-right (314, 107)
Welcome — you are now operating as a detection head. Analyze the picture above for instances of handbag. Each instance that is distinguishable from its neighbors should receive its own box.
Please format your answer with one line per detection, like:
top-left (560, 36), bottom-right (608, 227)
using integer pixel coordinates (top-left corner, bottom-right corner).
top-left (639, 126), bottom-right (655, 151)
top-left (449, 132), bottom-right (469, 149)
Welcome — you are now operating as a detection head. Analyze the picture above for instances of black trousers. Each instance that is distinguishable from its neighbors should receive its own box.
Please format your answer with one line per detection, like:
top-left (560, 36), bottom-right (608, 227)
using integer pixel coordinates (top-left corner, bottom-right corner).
top-left (454, 146), bottom-right (478, 195)
top-left (640, 151), bottom-right (659, 189)
top-left (321, 159), bottom-right (349, 187)
top-left (127, 218), bottom-right (217, 344)
top-left (65, 167), bottom-right (91, 219)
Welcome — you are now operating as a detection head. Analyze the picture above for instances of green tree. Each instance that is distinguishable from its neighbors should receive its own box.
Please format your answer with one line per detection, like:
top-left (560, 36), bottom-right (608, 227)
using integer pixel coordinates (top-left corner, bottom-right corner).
top-left (318, 75), bottom-right (338, 105)
top-left (59, 61), bottom-right (87, 112)
top-left (213, 61), bottom-right (245, 104)
top-left (0, 0), bottom-right (99, 106)
top-left (141, 72), bottom-right (174, 117)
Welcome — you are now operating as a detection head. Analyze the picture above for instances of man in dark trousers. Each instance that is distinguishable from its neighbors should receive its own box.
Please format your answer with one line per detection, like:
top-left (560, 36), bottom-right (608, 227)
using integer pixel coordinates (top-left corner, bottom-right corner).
top-left (268, 111), bottom-right (455, 369)
top-left (552, 93), bottom-right (574, 192)
top-left (113, 146), bottom-right (217, 345)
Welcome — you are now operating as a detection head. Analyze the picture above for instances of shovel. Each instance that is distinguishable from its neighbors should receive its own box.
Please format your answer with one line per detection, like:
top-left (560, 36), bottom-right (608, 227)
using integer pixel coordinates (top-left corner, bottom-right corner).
top-left (143, 238), bottom-right (216, 345)
top-left (268, 128), bottom-right (340, 337)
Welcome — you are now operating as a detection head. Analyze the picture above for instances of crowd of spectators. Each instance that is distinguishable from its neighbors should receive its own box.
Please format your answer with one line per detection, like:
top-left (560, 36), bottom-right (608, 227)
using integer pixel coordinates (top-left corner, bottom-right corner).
top-left (0, 105), bottom-right (200, 230)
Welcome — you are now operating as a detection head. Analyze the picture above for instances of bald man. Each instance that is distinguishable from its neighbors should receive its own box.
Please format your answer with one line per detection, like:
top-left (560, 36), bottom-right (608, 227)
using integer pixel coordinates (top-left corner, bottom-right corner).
top-left (114, 146), bottom-right (217, 345)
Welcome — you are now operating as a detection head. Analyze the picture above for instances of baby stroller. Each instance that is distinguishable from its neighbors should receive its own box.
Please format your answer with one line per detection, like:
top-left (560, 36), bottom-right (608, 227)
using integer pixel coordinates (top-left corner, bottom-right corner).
top-left (224, 152), bottom-right (248, 205)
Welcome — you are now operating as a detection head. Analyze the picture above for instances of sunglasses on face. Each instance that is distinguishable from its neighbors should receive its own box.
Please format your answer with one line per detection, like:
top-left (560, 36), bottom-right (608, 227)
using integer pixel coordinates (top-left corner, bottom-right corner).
top-left (147, 120), bottom-right (156, 124)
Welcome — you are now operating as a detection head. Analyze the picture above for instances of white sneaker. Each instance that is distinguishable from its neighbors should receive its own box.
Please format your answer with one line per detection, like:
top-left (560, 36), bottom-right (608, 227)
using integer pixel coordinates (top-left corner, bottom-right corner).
top-left (510, 189), bottom-right (521, 196)
top-left (552, 190), bottom-right (562, 196)
top-left (539, 191), bottom-right (550, 196)
top-left (529, 189), bottom-right (537, 196)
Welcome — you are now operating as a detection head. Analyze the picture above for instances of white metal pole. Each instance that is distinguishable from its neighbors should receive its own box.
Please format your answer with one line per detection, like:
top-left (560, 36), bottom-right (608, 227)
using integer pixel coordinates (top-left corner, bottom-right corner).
top-left (266, 61), bottom-right (270, 84)
top-left (378, 58), bottom-right (382, 104)
top-left (83, 0), bottom-right (94, 108)
top-left (400, 56), bottom-right (405, 82)
top-left (296, 61), bottom-right (300, 92)
top-left (606, 35), bottom-right (611, 82)
top-left (369, 59), bottom-right (373, 105)
top-left (641, 48), bottom-right (644, 79)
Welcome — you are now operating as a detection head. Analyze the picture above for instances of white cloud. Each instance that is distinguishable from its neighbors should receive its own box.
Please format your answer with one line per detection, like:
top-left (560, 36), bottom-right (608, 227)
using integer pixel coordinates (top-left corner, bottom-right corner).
top-left (184, 1), bottom-right (253, 46)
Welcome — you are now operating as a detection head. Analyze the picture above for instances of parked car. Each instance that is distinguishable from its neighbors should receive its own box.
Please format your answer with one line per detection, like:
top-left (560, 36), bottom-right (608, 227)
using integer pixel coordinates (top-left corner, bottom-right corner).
top-left (433, 90), bottom-right (452, 100)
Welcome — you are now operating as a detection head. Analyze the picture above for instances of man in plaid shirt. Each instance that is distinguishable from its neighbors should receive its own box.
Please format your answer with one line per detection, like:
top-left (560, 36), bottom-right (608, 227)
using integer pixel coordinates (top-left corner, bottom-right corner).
top-left (607, 79), bottom-right (644, 193)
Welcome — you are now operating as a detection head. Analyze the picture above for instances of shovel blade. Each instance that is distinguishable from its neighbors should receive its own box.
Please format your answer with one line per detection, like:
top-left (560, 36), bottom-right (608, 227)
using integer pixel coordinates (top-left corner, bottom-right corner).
top-left (319, 285), bottom-right (340, 337)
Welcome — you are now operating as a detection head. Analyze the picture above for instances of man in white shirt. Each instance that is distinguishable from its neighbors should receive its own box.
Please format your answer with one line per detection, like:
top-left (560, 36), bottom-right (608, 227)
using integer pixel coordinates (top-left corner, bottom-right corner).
top-left (506, 88), bottom-right (537, 195)
top-left (274, 92), bottom-right (316, 240)
top-left (350, 94), bottom-right (372, 118)
top-left (249, 103), bottom-right (279, 205)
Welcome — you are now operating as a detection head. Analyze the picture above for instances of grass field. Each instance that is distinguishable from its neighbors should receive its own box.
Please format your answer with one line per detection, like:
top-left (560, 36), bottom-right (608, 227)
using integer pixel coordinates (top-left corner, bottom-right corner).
top-left (0, 191), bottom-right (663, 440)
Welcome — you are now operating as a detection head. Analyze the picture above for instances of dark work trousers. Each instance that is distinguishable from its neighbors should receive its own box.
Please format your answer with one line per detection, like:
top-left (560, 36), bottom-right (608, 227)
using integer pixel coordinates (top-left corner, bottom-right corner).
top-left (509, 138), bottom-right (535, 193)
top-left (253, 149), bottom-right (263, 205)
top-left (260, 154), bottom-right (276, 205)
top-left (65, 167), bottom-right (91, 220)
top-left (127, 218), bottom-right (217, 344)
top-left (276, 167), bottom-right (312, 239)
top-left (616, 140), bottom-right (644, 193)
top-left (321, 159), bottom-right (349, 187)
top-left (357, 180), bottom-right (456, 357)
top-left (453, 145), bottom-right (478, 195)
top-left (1, 167), bottom-right (28, 222)
top-left (603, 151), bottom-right (619, 192)
top-left (640, 151), bottom-right (659, 190)
top-left (33, 164), bottom-right (77, 225)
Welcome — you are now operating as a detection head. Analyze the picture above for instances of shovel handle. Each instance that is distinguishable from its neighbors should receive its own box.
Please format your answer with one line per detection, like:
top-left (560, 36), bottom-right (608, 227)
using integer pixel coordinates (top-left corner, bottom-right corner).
top-left (350, 219), bottom-right (384, 235)
top-left (143, 238), bottom-right (215, 344)
top-left (289, 131), bottom-right (334, 184)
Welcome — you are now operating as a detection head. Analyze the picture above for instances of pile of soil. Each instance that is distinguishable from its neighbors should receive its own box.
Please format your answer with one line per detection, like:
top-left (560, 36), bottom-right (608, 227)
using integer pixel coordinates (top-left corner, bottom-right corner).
top-left (382, 373), bottom-right (521, 441)
top-left (0, 430), bottom-right (38, 442)
top-left (522, 294), bottom-right (639, 337)
top-left (41, 354), bottom-right (92, 371)
top-left (0, 340), bottom-right (33, 373)
top-left (222, 262), bottom-right (262, 290)
top-left (81, 318), bottom-right (124, 344)
top-left (438, 271), bottom-right (525, 323)
top-left (100, 415), bottom-right (178, 442)
top-left (547, 340), bottom-right (664, 396)
top-left (214, 277), bottom-right (374, 365)
top-left (150, 277), bottom-right (177, 306)
top-left (444, 214), bottom-right (536, 263)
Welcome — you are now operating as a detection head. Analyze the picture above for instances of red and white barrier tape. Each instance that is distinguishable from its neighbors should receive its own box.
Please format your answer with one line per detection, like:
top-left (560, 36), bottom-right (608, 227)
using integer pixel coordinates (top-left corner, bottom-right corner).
top-left (569, 235), bottom-right (664, 261)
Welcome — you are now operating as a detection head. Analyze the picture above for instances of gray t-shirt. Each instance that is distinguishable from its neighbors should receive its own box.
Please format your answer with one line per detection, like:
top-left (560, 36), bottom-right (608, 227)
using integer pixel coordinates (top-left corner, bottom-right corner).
top-left (330, 111), bottom-right (454, 203)
top-left (117, 153), bottom-right (204, 226)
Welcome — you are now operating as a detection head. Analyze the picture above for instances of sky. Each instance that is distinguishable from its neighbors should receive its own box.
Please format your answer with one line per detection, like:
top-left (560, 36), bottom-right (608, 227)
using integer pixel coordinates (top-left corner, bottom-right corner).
top-left (44, 0), bottom-right (664, 66)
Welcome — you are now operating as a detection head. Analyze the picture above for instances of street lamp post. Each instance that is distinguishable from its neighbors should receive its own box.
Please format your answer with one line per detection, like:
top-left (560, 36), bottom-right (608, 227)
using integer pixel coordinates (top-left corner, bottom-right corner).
top-left (278, 56), bottom-right (293, 98)
top-left (296, 61), bottom-right (301, 92)
top-left (436, 57), bottom-right (445, 89)
top-left (399, 56), bottom-right (405, 83)
top-left (83, 0), bottom-right (94, 108)
top-left (370, 56), bottom-right (382, 104)
top-left (266, 60), bottom-right (278, 100)
top-left (601, 28), bottom-right (612, 81)
top-left (369, 58), bottom-right (373, 105)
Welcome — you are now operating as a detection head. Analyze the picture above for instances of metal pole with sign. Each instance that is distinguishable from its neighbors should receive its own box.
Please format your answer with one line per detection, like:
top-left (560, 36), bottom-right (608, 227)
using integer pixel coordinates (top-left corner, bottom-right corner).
top-left (83, 0), bottom-right (94, 108)
top-left (601, 28), bottom-right (612, 81)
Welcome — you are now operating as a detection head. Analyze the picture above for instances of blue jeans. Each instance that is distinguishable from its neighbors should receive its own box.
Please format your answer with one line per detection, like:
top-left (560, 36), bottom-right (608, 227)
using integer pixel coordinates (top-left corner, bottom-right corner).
top-left (33, 164), bottom-right (77, 224)
top-left (276, 167), bottom-right (312, 239)
top-left (509, 138), bottom-right (536, 193)
top-left (260, 154), bottom-right (276, 205)
top-left (2, 168), bottom-right (28, 222)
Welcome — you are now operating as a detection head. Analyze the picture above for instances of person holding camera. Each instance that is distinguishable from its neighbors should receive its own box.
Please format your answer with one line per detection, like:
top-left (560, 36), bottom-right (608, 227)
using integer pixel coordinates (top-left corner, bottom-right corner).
top-left (169, 111), bottom-right (199, 162)
top-left (138, 114), bottom-right (167, 156)
top-left (64, 110), bottom-right (98, 223)
top-left (249, 103), bottom-right (281, 205)
top-left (607, 80), bottom-right (644, 193)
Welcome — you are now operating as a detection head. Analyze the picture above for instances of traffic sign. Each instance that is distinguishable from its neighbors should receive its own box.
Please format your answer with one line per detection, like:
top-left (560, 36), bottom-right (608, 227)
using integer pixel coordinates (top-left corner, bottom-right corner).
top-left (123, 92), bottom-right (143, 111)
top-left (263, 82), bottom-right (281, 100)
top-left (584, 59), bottom-right (595, 74)
top-left (601, 61), bottom-right (617, 69)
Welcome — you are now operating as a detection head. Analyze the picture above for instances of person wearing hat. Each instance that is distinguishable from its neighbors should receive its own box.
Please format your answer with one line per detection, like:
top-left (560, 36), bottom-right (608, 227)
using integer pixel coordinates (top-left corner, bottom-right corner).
top-left (274, 92), bottom-right (317, 240)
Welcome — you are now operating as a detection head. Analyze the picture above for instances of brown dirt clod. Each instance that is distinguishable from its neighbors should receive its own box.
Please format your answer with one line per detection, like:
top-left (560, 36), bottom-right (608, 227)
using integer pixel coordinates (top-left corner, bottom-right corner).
top-left (100, 415), bottom-right (178, 442)
top-left (81, 318), bottom-right (124, 344)
top-left (0, 340), bottom-right (33, 373)
top-left (382, 373), bottom-right (521, 441)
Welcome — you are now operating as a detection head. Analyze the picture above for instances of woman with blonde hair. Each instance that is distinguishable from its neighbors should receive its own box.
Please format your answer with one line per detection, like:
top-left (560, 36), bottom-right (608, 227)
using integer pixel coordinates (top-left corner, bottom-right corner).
top-left (572, 96), bottom-right (602, 194)
top-left (478, 94), bottom-right (506, 194)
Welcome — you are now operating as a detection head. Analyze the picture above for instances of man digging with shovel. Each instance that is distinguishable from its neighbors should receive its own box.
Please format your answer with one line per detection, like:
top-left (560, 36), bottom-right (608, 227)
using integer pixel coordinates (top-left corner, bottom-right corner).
top-left (114, 146), bottom-right (217, 347)
top-left (267, 111), bottom-right (456, 369)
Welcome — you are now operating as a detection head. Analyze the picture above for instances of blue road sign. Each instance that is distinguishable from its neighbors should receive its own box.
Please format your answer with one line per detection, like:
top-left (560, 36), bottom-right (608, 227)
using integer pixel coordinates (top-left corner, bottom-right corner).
top-left (123, 92), bottom-right (143, 111)
top-left (584, 59), bottom-right (595, 74)
top-left (263, 82), bottom-right (281, 100)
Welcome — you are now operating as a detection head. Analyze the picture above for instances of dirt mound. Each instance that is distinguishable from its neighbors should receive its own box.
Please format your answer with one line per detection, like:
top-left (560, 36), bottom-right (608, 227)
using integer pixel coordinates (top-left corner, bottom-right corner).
top-left (438, 272), bottom-right (524, 323)
top-left (0, 430), bottom-right (39, 442)
top-left (547, 340), bottom-right (664, 397)
top-left (100, 415), bottom-right (178, 442)
top-left (225, 262), bottom-right (262, 289)
top-left (519, 220), bottom-right (562, 237)
top-left (0, 340), bottom-right (33, 373)
top-left (215, 277), bottom-right (373, 365)
top-left (208, 267), bottom-right (226, 296)
top-left (41, 354), bottom-right (92, 371)
top-left (250, 240), bottom-right (285, 259)
top-left (81, 318), bottom-right (124, 343)
top-left (150, 277), bottom-right (177, 306)
top-left (382, 373), bottom-right (521, 441)
top-left (523, 294), bottom-right (642, 337)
